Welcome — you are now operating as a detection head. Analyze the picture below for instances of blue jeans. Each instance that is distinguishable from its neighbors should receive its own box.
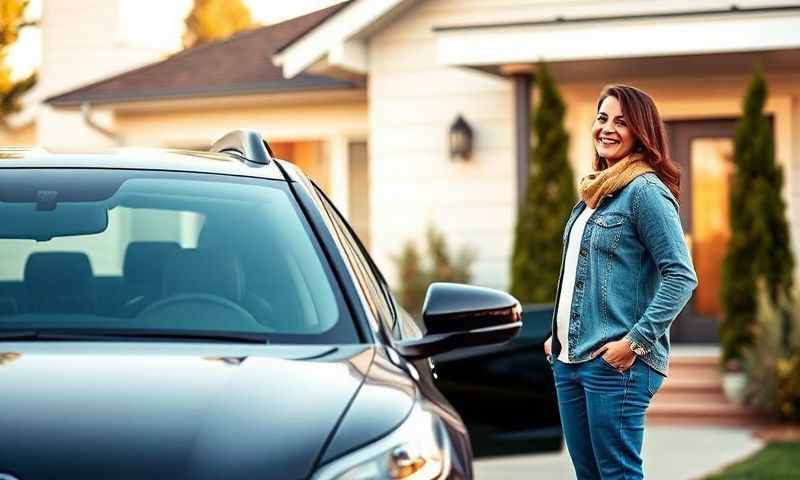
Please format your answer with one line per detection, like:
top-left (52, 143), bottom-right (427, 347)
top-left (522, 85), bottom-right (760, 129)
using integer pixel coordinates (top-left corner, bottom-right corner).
top-left (553, 356), bottom-right (664, 479)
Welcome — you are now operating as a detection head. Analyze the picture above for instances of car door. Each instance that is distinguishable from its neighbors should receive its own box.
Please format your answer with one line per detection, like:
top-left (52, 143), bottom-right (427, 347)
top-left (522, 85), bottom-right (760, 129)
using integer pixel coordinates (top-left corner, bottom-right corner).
top-left (431, 304), bottom-right (562, 456)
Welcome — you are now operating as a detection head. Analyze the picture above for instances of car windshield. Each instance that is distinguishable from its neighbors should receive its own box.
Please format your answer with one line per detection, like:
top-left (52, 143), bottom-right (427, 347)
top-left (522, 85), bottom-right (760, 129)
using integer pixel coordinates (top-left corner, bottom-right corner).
top-left (0, 168), bottom-right (358, 344)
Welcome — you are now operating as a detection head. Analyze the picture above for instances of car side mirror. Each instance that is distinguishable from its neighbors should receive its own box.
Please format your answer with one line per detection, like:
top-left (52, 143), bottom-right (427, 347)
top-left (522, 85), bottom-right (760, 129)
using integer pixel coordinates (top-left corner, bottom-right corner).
top-left (394, 283), bottom-right (522, 360)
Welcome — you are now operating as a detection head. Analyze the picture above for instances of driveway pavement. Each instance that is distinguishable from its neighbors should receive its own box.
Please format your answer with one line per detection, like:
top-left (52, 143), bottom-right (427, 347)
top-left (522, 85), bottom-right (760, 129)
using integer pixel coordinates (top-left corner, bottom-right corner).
top-left (474, 426), bottom-right (763, 479)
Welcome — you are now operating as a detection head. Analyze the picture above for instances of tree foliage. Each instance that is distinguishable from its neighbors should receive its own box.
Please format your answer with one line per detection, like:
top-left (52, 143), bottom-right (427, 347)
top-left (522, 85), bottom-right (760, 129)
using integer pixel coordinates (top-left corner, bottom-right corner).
top-left (510, 63), bottom-right (576, 304)
top-left (742, 283), bottom-right (800, 422)
top-left (393, 226), bottom-right (475, 319)
top-left (0, 0), bottom-right (37, 126)
top-left (183, 0), bottom-right (255, 49)
top-left (721, 67), bottom-right (794, 363)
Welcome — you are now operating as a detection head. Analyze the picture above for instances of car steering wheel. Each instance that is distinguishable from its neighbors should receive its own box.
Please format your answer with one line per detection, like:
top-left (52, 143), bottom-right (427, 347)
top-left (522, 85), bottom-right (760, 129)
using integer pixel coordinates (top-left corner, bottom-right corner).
top-left (136, 293), bottom-right (259, 328)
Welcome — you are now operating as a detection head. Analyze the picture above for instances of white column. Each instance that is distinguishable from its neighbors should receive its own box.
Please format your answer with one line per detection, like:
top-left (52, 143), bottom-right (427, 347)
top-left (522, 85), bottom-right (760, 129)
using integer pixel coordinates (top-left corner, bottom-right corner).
top-left (328, 134), bottom-right (351, 219)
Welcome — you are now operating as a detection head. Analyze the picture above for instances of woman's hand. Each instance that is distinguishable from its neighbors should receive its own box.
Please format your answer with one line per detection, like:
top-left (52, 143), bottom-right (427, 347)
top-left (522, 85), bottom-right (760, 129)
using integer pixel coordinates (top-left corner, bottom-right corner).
top-left (593, 339), bottom-right (637, 371)
top-left (544, 336), bottom-right (552, 356)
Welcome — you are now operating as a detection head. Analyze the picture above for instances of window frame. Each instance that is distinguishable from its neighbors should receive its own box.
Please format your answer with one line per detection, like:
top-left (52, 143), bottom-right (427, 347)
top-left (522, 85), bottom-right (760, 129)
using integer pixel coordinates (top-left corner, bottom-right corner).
top-left (309, 182), bottom-right (401, 341)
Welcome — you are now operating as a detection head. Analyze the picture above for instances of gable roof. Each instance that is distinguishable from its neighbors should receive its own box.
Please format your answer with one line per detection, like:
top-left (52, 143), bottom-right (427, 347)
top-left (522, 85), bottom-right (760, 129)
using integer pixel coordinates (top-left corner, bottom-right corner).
top-left (45, 2), bottom-right (356, 108)
top-left (273, 0), bottom-right (417, 79)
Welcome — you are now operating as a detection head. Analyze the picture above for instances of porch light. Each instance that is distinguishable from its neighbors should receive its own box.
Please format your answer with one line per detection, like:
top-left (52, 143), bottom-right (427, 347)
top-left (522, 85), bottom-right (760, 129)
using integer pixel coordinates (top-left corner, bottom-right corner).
top-left (449, 115), bottom-right (473, 161)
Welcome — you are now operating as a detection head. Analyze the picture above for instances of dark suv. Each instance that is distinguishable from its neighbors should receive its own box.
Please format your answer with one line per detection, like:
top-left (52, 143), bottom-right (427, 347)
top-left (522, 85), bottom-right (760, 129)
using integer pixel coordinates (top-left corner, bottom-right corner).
top-left (0, 131), bottom-right (560, 479)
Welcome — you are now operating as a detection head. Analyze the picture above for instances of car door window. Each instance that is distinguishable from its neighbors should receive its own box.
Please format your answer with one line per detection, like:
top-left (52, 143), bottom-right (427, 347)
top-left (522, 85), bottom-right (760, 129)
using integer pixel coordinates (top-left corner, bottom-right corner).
top-left (311, 184), bottom-right (400, 340)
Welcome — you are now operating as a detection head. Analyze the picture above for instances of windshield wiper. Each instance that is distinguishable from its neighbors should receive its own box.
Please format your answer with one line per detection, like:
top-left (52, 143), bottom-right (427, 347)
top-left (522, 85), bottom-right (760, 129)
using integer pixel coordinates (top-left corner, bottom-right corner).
top-left (0, 330), bottom-right (38, 340)
top-left (0, 329), bottom-right (270, 344)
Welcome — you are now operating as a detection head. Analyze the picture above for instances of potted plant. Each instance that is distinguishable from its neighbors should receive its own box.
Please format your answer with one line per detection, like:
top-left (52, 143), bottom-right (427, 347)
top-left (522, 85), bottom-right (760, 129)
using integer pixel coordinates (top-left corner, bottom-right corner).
top-left (722, 358), bottom-right (747, 405)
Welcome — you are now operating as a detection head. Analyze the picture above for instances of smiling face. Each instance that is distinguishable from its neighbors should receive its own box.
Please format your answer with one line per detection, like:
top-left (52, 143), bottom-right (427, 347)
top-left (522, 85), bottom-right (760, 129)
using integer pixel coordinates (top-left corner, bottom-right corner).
top-left (592, 95), bottom-right (637, 165)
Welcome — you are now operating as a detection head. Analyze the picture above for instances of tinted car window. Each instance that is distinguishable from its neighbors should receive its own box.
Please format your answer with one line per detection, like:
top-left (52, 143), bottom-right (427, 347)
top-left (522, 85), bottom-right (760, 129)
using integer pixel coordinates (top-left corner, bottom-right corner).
top-left (311, 184), bottom-right (400, 340)
top-left (0, 169), bottom-right (358, 344)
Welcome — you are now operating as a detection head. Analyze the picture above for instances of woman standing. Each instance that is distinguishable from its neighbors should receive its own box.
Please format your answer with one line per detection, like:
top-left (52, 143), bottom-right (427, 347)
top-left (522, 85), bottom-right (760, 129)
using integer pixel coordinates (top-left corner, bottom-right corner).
top-left (543, 84), bottom-right (698, 479)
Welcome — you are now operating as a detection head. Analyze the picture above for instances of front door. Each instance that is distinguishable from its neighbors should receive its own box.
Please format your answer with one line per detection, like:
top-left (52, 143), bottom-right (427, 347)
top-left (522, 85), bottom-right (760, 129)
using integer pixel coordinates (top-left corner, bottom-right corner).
top-left (667, 119), bottom-right (738, 343)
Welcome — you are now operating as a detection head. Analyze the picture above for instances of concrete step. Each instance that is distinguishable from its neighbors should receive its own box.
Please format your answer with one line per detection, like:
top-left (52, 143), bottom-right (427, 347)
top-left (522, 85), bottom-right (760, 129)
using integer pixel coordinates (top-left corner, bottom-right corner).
top-left (667, 356), bottom-right (721, 380)
top-left (665, 368), bottom-right (721, 382)
top-left (647, 402), bottom-right (764, 427)
top-left (646, 353), bottom-right (764, 427)
top-left (648, 414), bottom-right (764, 427)
top-left (654, 389), bottom-right (728, 405)
top-left (659, 378), bottom-right (723, 393)
top-left (669, 355), bottom-right (720, 367)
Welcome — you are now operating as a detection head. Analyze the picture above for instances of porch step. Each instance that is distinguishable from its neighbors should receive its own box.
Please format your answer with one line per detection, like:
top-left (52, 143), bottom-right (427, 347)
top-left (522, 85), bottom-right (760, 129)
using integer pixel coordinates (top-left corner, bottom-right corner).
top-left (647, 354), bottom-right (764, 427)
top-left (655, 388), bottom-right (728, 405)
top-left (665, 355), bottom-right (721, 381)
top-left (647, 402), bottom-right (764, 427)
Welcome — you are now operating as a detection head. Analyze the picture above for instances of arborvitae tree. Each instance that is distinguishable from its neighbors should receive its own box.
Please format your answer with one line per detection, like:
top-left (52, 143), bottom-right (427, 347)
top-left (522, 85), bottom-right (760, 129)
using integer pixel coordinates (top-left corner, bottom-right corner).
top-left (393, 241), bottom-right (427, 319)
top-left (0, 0), bottom-right (37, 127)
top-left (510, 63), bottom-right (576, 304)
top-left (393, 226), bottom-right (475, 318)
top-left (426, 227), bottom-right (474, 285)
top-left (183, 0), bottom-right (255, 49)
top-left (721, 67), bottom-right (794, 363)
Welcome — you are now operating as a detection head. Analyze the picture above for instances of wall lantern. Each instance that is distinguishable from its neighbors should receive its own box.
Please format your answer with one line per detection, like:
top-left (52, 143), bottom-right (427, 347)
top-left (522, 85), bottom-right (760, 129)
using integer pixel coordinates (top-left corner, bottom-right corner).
top-left (449, 115), bottom-right (473, 161)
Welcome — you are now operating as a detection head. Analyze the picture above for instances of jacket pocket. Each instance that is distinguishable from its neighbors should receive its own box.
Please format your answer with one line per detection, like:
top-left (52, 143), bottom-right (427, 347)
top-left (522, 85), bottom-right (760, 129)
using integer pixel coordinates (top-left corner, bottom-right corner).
top-left (591, 213), bottom-right (627, 253)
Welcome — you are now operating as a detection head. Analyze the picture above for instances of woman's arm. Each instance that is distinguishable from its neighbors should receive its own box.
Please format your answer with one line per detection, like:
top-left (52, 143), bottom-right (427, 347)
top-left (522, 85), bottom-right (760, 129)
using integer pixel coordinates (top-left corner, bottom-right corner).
top-left (623, 180), bottom-right (698, 354)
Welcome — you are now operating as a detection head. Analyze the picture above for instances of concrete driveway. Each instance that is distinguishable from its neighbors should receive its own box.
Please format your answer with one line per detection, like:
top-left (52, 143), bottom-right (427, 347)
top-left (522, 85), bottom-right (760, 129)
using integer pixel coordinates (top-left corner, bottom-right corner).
top-left (474, 426), bottom-right (763, 479)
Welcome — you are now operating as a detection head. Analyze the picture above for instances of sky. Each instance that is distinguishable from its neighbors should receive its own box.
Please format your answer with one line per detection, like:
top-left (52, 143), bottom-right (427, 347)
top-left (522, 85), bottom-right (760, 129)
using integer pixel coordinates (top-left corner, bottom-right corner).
top-left (7, 0), bottom-right (346, 80)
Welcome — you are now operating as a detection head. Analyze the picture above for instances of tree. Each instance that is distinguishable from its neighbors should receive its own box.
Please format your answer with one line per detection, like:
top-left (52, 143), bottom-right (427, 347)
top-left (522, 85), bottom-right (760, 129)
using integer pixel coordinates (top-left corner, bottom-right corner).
top-left (0, 0), bottom-right (37, 127)
top-left (510, 63), bottom-right (576, 304)
top-left (393, 226), bottom-right (475, 319)
top-left (721, 67), bottom-right (794, 363)
top-left (183, 0), bottom-right (255, 49)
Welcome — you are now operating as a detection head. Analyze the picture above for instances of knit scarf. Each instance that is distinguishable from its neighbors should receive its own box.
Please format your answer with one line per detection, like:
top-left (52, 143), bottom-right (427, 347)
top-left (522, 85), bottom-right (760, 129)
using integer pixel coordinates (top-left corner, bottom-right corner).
top-left (578, 153), bottom-right (654, 208)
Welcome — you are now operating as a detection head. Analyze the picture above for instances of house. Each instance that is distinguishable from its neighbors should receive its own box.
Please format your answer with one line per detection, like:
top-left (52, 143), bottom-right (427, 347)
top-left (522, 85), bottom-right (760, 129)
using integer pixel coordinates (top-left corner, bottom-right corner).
top-left (8, 0), bottom-right (800, 350)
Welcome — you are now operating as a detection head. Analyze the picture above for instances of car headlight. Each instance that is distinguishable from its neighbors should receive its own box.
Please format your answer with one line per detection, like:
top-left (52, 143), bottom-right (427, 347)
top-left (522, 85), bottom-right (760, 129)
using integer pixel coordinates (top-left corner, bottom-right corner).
top-left (312, 402), bottom-right (452, 480)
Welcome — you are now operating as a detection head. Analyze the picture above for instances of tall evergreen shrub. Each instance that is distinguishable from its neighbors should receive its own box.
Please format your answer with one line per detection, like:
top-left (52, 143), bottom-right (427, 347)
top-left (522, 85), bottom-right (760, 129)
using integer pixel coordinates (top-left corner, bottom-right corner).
top-left (393, 226), bottom-right (475, 319)
top-left (721, 67), bottom-right (794, 363)
top-left (510, 63), bottom-right (576, 303)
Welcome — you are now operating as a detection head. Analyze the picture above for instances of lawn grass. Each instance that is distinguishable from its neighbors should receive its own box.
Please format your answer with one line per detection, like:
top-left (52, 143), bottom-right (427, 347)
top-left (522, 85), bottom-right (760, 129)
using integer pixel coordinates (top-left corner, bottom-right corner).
top-left (703, 442), bottom-right (800, 479)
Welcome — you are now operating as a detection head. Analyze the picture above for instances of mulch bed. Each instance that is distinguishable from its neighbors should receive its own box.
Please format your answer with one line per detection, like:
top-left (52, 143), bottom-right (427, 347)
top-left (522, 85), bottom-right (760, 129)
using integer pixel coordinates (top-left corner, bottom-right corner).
top-left (754, 424), bottom-right (800, 442)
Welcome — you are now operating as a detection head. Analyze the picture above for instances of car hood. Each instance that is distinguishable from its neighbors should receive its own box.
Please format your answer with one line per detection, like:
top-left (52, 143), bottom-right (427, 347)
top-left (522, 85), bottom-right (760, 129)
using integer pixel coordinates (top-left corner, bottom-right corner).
top-left (0, 342), bottom-right (375, 480)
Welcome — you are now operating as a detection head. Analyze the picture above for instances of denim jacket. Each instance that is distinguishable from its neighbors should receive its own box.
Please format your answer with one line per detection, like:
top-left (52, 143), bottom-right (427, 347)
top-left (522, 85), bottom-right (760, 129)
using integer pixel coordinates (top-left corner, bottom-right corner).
top-left (550, 172), bottom-right (698, 376)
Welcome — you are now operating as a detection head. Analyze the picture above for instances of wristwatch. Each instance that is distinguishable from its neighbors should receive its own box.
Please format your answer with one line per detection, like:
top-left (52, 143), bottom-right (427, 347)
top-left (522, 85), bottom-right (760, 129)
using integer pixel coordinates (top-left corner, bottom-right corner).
top-left (628, 339), bottom-right (647, 356)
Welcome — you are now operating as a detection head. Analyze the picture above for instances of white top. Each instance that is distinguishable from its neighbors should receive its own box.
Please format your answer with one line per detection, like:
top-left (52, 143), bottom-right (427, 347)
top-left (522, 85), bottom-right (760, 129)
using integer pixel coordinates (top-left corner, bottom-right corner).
top-left (556, 205), bottom-right (596, 363)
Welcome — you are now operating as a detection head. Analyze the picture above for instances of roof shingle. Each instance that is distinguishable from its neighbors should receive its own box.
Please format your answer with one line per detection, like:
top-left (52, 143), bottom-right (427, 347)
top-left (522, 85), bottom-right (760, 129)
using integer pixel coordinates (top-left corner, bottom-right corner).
top-left (46, 2), bottom-right (354, 107)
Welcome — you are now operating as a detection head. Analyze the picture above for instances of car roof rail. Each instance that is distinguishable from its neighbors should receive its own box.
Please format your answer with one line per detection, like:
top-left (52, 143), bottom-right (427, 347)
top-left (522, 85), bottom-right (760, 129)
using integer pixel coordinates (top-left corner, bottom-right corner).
top-left (210, 129), bottom-right (274, 165)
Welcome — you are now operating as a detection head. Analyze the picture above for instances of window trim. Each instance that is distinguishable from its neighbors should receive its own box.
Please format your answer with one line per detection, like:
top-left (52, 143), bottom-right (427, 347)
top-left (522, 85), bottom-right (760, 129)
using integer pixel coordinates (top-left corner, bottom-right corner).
top-left (276, 169), bottom-right (375, 344)
top-left (310, 182), bottom-right (399, 341)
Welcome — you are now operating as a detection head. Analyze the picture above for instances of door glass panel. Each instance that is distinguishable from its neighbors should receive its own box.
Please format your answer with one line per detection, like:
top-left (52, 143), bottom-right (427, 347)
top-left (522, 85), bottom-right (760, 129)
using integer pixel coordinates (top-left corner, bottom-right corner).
top-left (690, 138), bottom-right (734, 317)
top-left (348, 141), bottom-right (370, 248)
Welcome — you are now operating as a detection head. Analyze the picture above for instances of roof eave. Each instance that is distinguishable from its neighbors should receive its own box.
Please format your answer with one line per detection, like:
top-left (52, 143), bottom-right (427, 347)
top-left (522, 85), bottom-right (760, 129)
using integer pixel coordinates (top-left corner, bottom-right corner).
top-left (273, 0), bottom-right (418, 78)
top-left (48, 86), bottom-right (367, 113)
top-left (46, 78), bottom-right (364, 110)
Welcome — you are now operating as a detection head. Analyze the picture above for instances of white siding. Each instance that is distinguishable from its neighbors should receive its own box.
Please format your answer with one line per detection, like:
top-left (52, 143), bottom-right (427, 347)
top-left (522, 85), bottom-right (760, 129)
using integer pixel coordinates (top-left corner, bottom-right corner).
top-left (368, 0), bottom-right (531, 291)
top-left (116, 102), bottom-right (368, 147)
top-left (38, 0), bottom-right (175, 150)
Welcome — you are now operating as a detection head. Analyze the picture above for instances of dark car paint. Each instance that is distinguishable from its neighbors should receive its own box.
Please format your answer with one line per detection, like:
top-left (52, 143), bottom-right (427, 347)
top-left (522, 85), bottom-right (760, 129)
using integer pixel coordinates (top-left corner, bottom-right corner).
top-left (319, 346), bottom-right (471, 480)
top-left (0, 152), bottom-right (560, 479)
top-left (0, 343), bottom-right (376, 479)
top-left (433, 305), bottom-right (562, 457)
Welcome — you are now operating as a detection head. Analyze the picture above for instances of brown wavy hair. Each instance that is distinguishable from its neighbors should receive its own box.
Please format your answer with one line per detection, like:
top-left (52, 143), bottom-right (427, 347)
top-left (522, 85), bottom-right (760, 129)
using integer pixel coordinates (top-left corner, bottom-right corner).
top-left (594, 85), bottom-right (681, 202)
